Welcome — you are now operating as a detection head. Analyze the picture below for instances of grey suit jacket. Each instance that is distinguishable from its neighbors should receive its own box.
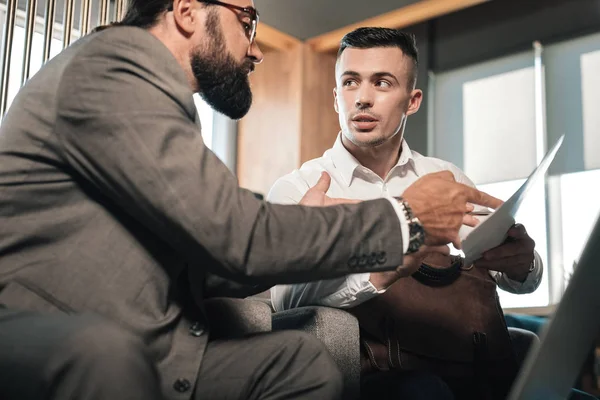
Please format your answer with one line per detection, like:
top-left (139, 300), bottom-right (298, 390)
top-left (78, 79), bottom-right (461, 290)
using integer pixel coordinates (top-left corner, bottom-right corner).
top-left (0, 27), bottom-right (403, 399)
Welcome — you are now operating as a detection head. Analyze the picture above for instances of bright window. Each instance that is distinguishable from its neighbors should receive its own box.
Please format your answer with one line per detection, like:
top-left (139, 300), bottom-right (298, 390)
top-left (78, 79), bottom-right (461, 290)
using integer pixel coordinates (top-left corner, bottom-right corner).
top-left (193, 94), bottom-right (214, 149)
top-left (560, 169), bottom-right (600, 285)
top-left (1, 11), bottom-right (64, 116)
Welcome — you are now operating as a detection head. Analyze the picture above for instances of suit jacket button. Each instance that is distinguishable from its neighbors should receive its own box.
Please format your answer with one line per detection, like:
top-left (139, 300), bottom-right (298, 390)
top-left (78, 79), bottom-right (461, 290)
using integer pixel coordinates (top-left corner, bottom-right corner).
top-left (189, 322), bottom-right (204, 337)
top-left (358, 255), bottom-right (368, 267)
top-left (368, 252), bottom-right (377, 266)
top-left (348, 256), bottom-right (358, 268)
top-left (173, 378), bottom-right (191, 393)
top-left (376, 251), bottom-right (387, 264)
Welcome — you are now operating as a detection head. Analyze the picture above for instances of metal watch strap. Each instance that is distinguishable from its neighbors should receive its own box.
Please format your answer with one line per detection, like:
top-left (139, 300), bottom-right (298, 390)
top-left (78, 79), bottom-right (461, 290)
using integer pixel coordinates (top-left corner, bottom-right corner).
top-left (395, 196), bottom-right (425, 254)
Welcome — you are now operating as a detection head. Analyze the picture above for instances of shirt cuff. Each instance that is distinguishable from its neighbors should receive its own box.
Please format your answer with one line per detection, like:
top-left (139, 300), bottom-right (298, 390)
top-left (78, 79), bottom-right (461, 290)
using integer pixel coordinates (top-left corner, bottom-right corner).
top-left (496, 251), bottom-right (544, 294)
top-left (318, 273), bottom-right (384, 308)
top-left (384, 195), bottom-right (409, 255)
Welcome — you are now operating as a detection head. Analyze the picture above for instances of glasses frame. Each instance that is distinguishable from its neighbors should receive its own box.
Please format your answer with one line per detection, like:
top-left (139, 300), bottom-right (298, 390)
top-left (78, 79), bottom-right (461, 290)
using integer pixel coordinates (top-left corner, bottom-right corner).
top-left (200, 0), bottom-right (259, 43)
top-left (166, 0), bottom-right (259, 43)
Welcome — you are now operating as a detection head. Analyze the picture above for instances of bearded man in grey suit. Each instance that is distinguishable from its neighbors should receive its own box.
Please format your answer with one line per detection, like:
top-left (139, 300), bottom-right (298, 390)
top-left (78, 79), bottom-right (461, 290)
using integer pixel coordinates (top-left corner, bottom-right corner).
top-left (0, 0), bottom-right (501, 399)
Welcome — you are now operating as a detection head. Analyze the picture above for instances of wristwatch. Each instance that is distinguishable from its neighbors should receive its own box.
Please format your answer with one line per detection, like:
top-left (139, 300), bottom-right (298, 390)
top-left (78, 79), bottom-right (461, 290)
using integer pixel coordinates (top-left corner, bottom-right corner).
top-left (528, 258), bottom-right (536, 273)
top-left (396, 197), bottom-right (425, 254)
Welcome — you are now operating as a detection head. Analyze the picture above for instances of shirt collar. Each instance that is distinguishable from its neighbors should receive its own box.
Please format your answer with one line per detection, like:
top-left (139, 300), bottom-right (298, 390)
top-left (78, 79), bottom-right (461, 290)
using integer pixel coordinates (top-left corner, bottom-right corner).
top-left (329, 132), bottom-right (415, 186)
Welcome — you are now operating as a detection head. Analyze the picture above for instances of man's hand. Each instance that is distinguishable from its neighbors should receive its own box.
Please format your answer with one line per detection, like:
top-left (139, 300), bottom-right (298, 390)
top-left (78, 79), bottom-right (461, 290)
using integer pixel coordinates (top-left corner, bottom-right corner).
top-left (299, 172), bottom-right (360, 207)
top-left (474, 224), bottom-right (536, 282)
top-left (402, 171), bottom-right (503, 249)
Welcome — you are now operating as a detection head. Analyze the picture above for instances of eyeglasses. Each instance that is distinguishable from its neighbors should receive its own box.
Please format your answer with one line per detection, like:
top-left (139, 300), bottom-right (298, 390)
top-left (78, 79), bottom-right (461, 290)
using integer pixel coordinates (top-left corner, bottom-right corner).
top-left (167, 1), bottom-right (259, 43)
top-left (200, 0), bottom-right (259, 43)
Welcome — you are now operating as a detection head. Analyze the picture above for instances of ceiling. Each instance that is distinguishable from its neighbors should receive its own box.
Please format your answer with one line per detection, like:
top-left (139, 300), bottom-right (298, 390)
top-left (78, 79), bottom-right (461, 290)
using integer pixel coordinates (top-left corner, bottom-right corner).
top-left (3, 0), bottom-right (425, 39)
top-left (3, 0), bottom-right (435, 40)
top-left (253, 0), bottom-right (423, 40)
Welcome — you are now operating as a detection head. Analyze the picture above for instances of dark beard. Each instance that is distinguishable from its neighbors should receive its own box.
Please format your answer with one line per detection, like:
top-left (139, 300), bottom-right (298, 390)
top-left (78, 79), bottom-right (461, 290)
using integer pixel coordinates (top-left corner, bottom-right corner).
top-left (191, 11), bottom-right (253, 120)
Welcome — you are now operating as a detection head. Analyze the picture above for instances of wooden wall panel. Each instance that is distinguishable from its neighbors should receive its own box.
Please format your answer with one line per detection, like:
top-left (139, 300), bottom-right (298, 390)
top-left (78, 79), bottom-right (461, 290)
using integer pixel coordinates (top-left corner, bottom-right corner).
top-left (237, 45), bottom-right (340, 196)
top-left (237, 46), bottom-right (303, 195)
top-left (299, 46), bottom-right (339, 164)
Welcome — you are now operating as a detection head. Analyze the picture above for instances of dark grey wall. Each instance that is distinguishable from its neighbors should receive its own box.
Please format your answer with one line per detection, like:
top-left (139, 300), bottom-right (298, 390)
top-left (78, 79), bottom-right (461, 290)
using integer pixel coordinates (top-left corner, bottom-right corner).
top-left (431, 0), bottom-right (600, 73)
top-left (407, 0), bottom-right (600, 156)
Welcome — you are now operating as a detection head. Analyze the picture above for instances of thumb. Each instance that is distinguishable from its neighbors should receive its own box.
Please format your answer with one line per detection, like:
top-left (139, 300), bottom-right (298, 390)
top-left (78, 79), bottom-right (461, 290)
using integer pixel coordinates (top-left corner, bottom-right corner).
top-left (311, 172), bottom-right (332, 193)
top-left (451, 234), bottom-right (462, 250)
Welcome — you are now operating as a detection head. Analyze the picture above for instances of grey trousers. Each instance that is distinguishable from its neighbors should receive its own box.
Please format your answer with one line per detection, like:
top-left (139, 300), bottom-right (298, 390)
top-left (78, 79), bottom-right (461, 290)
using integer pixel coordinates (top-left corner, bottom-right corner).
top-left (194, 330), bottom-right (343, 400)
top-left (0, 308), bottom-right (163, 400)
top-left (0, 308), bottom-right (343, 400)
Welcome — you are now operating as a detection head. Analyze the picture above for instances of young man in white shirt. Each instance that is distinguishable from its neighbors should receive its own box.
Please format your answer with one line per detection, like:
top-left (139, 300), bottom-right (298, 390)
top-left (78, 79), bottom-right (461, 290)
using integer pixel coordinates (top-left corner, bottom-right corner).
top-left (268, 27), bottom-right (543, 399)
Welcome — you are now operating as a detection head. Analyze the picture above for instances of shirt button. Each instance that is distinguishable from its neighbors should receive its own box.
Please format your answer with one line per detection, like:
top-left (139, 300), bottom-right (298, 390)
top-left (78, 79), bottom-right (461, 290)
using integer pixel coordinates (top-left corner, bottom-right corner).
top-left (173, 378), bottom-right (192, 393)
top-left (189, 322), bottom-right (204, 337)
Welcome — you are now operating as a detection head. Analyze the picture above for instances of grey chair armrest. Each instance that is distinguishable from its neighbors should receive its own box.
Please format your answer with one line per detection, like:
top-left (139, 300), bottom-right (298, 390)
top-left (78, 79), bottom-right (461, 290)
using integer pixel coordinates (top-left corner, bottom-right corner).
top-left (272, 306), bottom-right (361, 400)
top-left (204, 297), bottom-right (272, 339)
top-left (250, 296), bottom-right (275, 311)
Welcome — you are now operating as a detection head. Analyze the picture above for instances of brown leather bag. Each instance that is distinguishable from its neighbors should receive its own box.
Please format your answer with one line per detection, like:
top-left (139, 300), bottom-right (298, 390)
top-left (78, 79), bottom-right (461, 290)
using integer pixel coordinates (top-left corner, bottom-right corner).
top-left (348, 257), bottom-right (519, 400)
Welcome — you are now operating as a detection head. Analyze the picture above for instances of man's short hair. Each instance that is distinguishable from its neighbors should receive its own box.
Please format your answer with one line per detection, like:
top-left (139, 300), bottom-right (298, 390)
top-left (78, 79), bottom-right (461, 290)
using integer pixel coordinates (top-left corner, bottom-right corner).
top-left (337, 27), bottom-right (419, 89)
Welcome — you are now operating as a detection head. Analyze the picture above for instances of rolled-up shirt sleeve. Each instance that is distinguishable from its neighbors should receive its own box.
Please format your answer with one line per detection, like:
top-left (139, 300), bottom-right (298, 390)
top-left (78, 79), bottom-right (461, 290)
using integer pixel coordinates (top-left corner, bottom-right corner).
top-left (271, 273), bottom-right (385, 312)
top-left (491, 251), bottom-right (543, 294)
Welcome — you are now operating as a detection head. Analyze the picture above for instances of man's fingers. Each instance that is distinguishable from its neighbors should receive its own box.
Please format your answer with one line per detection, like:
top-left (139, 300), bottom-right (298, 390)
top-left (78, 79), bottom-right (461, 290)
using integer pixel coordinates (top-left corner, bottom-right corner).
top-left (507, 223), bottom-right (527, 238)
top-left (466, 203), bottom-right (475, 213)
top-left (311, 171), bottom-right (332, 193)
top-left (475, 254), bottom-right (533, 271)
top-left (462, 214), bottom-right (480, 227)
top-left (483, 240), bottom-right (531, 260)
top-left (451, 234), bottom-right (462, 250)
top-left (433, 171), bottom-right (456, 182)
top-left (463, 185), bottom-right (504, 209)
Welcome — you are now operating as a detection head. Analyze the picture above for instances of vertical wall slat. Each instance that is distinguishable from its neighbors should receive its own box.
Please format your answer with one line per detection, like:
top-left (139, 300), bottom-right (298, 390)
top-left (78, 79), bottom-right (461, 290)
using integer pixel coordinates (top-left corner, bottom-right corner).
top-left (21, 0), bottom-right (38, 85)
top-left (0, 0), bottom-right (18, 117)
top-left (99, 0), bottom-right (109, 25)
top-left (42, 0), bottom-right (57, 62)
top-left (118, 0), bottom-right (127, 21)
top-left (81, 0), bottom-right (92, 35)
top-left (62, 0), bottom-right (75, 48)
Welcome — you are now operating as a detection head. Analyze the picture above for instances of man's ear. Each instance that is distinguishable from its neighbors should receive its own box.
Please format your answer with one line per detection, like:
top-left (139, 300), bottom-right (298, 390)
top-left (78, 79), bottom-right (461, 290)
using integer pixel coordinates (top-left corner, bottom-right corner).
top-left (171, 0), bottom-right (196, 35)
top-left (406, 89), bottom-right (423, 116)
top-left (333, 87), bottom-right (339, 114)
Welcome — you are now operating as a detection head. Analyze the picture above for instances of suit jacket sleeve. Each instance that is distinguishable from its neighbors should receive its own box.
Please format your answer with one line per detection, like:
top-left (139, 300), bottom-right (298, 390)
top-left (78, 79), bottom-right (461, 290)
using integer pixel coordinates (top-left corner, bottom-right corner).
top-left (53, 29), bottom-right (404, 286)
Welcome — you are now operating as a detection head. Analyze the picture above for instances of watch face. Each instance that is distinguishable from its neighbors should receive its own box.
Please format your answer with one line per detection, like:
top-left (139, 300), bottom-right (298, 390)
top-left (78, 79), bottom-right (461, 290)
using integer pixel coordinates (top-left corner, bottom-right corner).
top-left (407, 222), bottom-right (425, 254)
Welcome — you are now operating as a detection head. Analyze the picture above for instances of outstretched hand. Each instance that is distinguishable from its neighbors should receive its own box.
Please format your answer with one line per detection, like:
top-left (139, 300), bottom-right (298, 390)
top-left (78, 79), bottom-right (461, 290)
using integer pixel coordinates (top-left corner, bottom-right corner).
top-left (299, 172), bottom-right (360, 207)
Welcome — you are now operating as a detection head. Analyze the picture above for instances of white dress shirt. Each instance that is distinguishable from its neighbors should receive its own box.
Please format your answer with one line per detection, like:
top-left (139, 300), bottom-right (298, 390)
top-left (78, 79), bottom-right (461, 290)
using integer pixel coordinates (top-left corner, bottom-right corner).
top-left (267, 134), bottom-right (544, 312)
